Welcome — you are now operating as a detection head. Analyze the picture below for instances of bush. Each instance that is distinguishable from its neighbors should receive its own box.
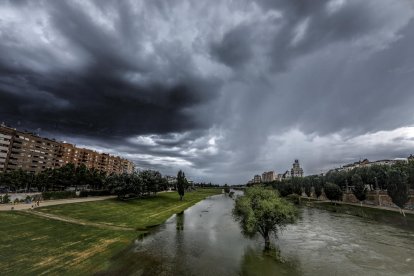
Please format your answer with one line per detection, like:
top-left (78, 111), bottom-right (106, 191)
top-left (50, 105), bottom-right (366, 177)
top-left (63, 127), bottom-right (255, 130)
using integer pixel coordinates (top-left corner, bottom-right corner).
top-left (42, 191), bottom-right (77, 200)
top-left (79, 190), bottom-right (89, 198)
top-left (1, 194), bottom-right (10, 204)
top-left (79, 190), bottom-right (112, 197)
top-left (286, 194), bottom-right (300, 205)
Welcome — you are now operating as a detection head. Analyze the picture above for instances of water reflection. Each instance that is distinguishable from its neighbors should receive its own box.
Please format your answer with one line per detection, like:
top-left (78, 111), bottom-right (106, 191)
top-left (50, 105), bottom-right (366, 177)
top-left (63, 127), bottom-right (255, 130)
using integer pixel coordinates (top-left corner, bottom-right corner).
top-left (176, 212), bottom-right (185, 231)
top-left (100, 194), bottom-right (414, 276)
top-left (239, 246), bottom-right (301, 276)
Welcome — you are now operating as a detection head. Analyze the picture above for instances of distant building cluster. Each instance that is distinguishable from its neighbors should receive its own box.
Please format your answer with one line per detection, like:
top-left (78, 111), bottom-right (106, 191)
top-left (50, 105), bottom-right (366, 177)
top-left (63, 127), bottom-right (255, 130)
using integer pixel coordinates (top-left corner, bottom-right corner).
top-left (0, 124), bottom-right (135, 175)
top-left (248, 159), bottom-right (304, 184)
top-left (331, 156), bottom-right (413, 173)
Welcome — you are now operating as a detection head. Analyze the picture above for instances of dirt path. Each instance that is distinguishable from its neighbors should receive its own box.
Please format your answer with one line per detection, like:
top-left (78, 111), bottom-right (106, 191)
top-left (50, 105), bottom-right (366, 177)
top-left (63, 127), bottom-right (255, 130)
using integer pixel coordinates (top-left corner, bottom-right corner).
top-left (20, 209), bottom-right (135, 231)
top-left (0, 196), bottom-right (116, 211)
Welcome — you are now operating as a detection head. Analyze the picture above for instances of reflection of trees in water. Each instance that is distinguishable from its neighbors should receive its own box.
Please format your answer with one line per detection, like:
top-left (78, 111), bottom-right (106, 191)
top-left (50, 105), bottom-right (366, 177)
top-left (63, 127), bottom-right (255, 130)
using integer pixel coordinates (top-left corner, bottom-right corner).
top-left (176, 211), bottom-right (185, 231)
top-left (239, 246), bottom-right (302, 276)
top-left (172, 211), bottom-right (187, 275)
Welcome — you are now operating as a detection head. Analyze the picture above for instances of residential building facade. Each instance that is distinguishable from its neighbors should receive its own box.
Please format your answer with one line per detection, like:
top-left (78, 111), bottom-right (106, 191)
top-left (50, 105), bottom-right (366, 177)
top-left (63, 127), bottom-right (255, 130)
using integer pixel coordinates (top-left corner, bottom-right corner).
top-left (0, 124), bottom-right (135, 175)
top-left (262, 171), bottom-right (275, 183)
top-left (0, 125), bottom-right (14, 172)
top-left (253, 174), bottom-right (262, 184)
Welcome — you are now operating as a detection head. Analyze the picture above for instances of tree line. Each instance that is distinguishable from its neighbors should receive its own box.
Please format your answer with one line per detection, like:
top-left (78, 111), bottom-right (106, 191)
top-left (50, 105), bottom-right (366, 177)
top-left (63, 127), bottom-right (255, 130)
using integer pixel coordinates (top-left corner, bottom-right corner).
top-left (263, 161), bottom-right (414, 213)
top-left (0, 163), bottom-right (173, 197)
top-left (0, 164), bottom-right (107, 192)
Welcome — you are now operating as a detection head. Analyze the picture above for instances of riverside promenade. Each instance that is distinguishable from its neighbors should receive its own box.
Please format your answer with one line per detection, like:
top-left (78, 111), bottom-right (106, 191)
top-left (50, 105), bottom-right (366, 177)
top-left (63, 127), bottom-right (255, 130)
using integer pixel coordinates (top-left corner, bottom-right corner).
top-left (0, 196), bottom-right (116, 211)
top-left (309, 198), bottom-right (414, 215)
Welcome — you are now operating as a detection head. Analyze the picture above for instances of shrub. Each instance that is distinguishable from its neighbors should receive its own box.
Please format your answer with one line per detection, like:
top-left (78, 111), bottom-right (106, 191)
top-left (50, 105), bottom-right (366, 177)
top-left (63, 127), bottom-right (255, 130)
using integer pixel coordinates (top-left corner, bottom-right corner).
top-left (79, 190), bottom-right (89, 198)
top-left (2, 194), bottom-right (10, 204)
top-left (42, 191), bottom-right (77, 200)
top-left (78, 190), bottom-right (111, 197)
top-left (286, 194), bottom-right (300, 205)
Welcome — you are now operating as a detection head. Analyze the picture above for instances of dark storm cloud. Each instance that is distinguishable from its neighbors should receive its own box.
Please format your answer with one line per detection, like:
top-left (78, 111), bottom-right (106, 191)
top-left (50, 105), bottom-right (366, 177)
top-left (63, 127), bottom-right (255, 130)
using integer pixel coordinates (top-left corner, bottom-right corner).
top-left (0, 0), bottom-right (218, 139)
top-left (210, 24), bottom-right (254, 67)
top-left (1, 0), bottom-right (414, 183)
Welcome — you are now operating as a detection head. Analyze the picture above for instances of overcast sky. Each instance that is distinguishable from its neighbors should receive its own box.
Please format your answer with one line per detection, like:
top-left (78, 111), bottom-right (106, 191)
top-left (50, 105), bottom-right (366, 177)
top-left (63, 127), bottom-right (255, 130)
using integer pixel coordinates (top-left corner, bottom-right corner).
top-left (1, 0), bottom-right (414, 184)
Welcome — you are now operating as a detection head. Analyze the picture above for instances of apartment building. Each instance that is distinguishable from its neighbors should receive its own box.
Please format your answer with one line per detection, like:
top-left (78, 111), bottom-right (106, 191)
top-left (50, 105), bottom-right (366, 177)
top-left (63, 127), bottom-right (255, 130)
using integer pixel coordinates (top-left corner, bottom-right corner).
top-left (253, 174), bottom-right (262, 184)
top-left (0, 125), bottom-right (14, 172)
top-left (7, 129), bottom-right (59, 174)
top-left (0, 124), bottom-right (135, 175)
top-left (335, 157), bottom-right (410, 172)
top-left (262, 171), bottom-right (275, 183)
top-left (122, 159), bottom-right (135, 174)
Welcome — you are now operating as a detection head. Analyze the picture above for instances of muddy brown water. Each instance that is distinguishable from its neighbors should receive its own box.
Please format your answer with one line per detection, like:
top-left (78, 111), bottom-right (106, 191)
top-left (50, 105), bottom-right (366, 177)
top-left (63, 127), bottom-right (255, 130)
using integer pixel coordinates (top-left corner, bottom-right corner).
top-left (101, 193), bottom-right (414, 276)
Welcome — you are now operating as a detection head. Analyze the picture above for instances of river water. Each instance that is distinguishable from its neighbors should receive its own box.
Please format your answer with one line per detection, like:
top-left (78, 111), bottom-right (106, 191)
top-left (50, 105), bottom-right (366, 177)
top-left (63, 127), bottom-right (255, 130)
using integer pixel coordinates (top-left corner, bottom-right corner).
top-left (102, 193), bottom-right (414, 276)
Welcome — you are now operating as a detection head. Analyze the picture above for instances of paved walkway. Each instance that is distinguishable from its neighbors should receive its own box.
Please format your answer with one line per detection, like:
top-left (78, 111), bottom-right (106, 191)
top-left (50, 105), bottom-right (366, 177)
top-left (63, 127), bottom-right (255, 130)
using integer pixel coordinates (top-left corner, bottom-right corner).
top-left (310, 199), bottom-right (414, 215)
top-left (0, 196), bottom-right (116, 211)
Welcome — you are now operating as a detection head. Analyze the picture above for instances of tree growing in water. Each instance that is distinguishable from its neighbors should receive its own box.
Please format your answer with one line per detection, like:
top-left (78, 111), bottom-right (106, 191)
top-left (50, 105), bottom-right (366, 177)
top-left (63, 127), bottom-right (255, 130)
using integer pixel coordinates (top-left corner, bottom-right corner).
top-left (233, 187), bottom-right (297, 250)
top-left (387, 169), bottom-right (410, 216)
top-left (177, 170), bottom-right (187, 201)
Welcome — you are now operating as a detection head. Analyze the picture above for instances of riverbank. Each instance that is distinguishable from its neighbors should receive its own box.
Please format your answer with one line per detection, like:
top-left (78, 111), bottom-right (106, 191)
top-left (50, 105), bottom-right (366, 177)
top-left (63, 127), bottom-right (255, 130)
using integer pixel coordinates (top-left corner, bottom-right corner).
top-left (0, 189), bottom-right (221, 275)
top-left (304, 200), bottom-right (414, 229)
top-left (0, 195), bottom-right (117, 211)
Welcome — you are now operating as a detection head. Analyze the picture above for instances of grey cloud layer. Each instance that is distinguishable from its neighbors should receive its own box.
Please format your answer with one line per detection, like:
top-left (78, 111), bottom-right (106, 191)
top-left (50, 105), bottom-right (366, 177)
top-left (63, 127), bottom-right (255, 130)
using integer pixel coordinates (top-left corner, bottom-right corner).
top-left (1, 0), bottom-right (414, 183)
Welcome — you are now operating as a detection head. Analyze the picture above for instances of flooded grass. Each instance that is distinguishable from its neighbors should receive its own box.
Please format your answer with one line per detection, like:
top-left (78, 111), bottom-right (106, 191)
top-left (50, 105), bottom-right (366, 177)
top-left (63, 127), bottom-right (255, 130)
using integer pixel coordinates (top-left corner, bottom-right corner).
top-left (0, 189), bottom-right (221, 275)
top-left (36, 189), bottom-right (222, 229)
top-left (0, 211), bottom-right (138, 275)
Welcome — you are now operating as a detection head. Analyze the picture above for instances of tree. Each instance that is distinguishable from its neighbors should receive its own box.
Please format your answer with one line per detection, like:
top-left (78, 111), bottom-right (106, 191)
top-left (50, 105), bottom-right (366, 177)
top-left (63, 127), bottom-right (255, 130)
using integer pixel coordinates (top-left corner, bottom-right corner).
top-left (291, 177), bottom-right (302, 196)
top-left (224, 184), bottom-right (230, 193)
top-left (233, 187), bottom-right (297, 250)
top-left (75, 164), bottom-right (88, 190)
top-left (351, 174), bottom-right (367, 205)
top-left (369, 165), bottom-right (388, 190)
top-left (324, 183), bottom-right (343, 202)
top-left (303, 178), bottom-right (311, 198)
top-left (273, 181), bottom-right (292, 197)
top-left (140, 170), bottom-right (163, 195)
top-left (387, 170), bottom-right (410, 216)
top-left (177, 170), bottom-right (187, 201)
top-left (313, 177), bottom-right (323, 199)
top-left (407, 161), bottom-right (414, 190)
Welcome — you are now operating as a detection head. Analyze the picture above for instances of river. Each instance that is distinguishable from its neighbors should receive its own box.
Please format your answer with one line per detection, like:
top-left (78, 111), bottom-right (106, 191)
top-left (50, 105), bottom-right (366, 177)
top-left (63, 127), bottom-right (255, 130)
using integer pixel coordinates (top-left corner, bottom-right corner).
top-left (101, 193), bottom-right (414, 276)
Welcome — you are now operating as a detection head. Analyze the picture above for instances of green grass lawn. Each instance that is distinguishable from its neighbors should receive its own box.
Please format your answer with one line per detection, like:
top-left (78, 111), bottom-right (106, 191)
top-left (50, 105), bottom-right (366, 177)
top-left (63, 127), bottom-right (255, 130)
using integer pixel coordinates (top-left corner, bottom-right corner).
top-left (37, 189), bottom-right (221, 229)
top-left (0, 189), bottom-right (221, 275)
